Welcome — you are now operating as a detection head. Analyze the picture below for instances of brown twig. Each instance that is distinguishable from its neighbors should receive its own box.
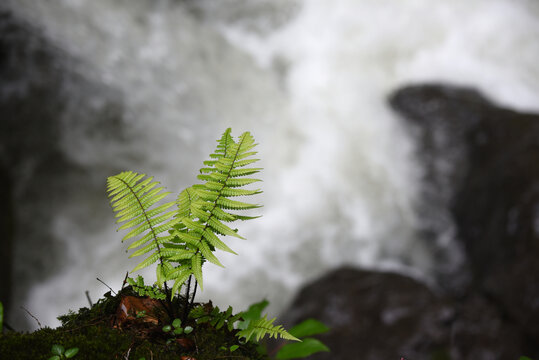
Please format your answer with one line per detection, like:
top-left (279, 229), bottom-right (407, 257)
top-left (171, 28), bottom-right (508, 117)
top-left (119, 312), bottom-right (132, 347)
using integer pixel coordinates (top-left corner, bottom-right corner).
top-left (85, 290), bottom-right (93, 307)
top-left (121, 271), bottom-right (129, 290)
top-left (97, 277), bottom-right (117, 295)
top-left (20, 306), bottom-right (41, 328)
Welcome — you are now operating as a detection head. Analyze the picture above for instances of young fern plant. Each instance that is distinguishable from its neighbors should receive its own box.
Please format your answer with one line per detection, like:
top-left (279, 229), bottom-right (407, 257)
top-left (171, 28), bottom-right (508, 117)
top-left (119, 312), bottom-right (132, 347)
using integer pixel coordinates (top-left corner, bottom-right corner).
top-left (106, 128), bottom-right (262, 319)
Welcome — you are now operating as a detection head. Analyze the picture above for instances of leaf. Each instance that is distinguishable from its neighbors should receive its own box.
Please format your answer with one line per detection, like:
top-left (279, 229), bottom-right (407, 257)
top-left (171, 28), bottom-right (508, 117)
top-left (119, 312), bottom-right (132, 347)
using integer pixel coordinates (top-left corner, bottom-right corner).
top-left (198, 240), bottom-right (224, 267)
top-left (156, 263), bottom-right (165, 287)
top-left (288, 318), bottom-right (329, 338)
top-left (276, 338), bottom-right (330, 359)
top-left (131, 252), bottom-right (160, 272)
top-left (219, 188), bottom-right (262, 197)
top-left (51, 344), bottom-right (64, 356)
top-left (172, 318), bottom-right (182, 328)
top-left (236, 315), bottom-right (299, 342)
top-left (216, 197), bottom-right (261, 210)
top-left (169, 267), bottom-right (191, 299)
top-left (191, 253), bottom-right (203, 290)
top-left (236, 299), bottom-right (269, 330)
top-left (107, 171), bottom-right (179, 279)
top-left (202, 228), bottom-right (237, 254)
top-left (65, 348), bottom-right (79, 358)
top-left (208, 217), bottom-right (244, 239)
top-left (229, 168), bottom-right (263, 178)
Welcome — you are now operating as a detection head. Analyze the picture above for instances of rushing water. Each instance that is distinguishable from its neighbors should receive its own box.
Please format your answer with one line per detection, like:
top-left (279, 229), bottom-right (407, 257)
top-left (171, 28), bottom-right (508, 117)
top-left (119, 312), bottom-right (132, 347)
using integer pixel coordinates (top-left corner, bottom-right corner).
top-left (3, 0), bottom-right (539, 330)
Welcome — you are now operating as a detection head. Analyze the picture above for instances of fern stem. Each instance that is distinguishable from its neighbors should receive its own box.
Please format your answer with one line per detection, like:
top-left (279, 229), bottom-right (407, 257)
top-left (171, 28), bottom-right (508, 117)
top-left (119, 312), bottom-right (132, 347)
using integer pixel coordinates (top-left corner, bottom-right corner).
top-left (190, 280), bottom-right (198, 309)
top-left (182, 275), bottom-right (192, 323)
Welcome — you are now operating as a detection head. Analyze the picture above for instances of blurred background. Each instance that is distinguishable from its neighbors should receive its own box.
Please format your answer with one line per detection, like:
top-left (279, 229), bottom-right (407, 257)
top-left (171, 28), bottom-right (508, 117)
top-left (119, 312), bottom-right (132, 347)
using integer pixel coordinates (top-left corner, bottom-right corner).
top-left (1, 1), bottom-right (538, 358)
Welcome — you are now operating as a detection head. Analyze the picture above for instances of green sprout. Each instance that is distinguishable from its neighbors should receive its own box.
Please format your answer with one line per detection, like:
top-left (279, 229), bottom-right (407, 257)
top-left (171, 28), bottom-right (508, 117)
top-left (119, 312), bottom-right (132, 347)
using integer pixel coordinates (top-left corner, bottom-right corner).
top-left (162, 318), bottom-right (193, 345)
top-left (48, 344), bottom-right (79, 360)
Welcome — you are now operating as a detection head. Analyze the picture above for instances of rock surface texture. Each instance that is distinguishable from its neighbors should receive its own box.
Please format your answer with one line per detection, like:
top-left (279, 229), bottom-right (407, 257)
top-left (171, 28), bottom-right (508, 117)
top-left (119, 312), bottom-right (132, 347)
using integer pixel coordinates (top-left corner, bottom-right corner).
top-left (0, 10), bottom-right (125, 330)
top-left (280, 84), bottom-right (538, 359)
top-left (280, 267), bottom-right (526, 360)
top-left (390, 84), bottom-right (539, 343)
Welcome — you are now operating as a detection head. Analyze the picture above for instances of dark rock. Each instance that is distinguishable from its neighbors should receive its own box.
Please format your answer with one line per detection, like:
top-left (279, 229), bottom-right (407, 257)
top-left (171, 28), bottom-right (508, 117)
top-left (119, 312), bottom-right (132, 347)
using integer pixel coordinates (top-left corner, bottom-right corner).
top-left (0, 9), bottom-right (125, 330)
top-left (280, 84), bottom-right (539, 358)
top-left (389, 84), bottom-right (539, 351)
top-left (280, 267), bottom-right (525, 360)
top-left (0, 161), bottom-right (13, 315)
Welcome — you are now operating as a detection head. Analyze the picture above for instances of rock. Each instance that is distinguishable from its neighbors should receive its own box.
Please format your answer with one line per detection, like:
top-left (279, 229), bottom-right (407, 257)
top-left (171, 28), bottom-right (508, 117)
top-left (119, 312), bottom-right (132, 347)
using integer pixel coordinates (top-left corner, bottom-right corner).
top-left (0, 9), bottom-right (125, 330)
top-left (279, 267), bottom-right (526, 360)
top-left (389, 84), bottom-right (539, 344)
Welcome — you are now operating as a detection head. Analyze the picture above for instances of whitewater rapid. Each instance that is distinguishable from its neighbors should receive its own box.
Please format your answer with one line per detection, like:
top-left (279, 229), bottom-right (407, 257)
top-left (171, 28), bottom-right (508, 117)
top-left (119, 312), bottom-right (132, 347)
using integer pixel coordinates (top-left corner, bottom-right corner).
top-left (3, 0), bottom-right (539, 330)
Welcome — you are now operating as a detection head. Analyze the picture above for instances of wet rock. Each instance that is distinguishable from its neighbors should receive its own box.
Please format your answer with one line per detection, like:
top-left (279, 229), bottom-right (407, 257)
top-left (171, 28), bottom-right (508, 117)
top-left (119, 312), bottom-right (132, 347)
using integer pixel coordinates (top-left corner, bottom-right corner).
top-left (389, 84), bottom-right (539, 345)
top-left (280, 267), bottom-right (526, 360)
top-left (0, 9), bottom-right (125, 330)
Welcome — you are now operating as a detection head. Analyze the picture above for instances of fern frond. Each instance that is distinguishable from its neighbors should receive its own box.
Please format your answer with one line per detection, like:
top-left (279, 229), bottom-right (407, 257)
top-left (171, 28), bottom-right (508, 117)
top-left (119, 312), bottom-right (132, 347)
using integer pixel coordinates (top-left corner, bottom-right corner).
top-left (224, 178), bottom-right (261, 188)
top-left (216, 197), bottom-right (261, 210)
top-left (161, 129), bottom-right (263, 296)
top-left (131, 252), bottom-right (161, 272)
top-left (237, 315), bottom-right (300, 342)
top-left (107, 171), bottom-right (177, 274)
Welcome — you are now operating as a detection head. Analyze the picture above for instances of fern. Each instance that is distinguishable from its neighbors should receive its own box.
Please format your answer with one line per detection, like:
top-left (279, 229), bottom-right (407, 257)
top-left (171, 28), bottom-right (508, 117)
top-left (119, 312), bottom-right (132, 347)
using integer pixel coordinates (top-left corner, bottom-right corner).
top-left (126, 276), bottom-right (166, 300)
top-left (165, 129), bottom-right (262, 292)
top-left (106, 129), bottom-right (308, 348)
top-left (106, 171), bottom-right (179, 278)
top-left (237, 315), bottom-right (300, 342)
top-left (189, 302), bottom-right (299, 342)
top-left (107, 128), bottom-right (262, 302)
top-left (190, 304), bottom-right (242, 332)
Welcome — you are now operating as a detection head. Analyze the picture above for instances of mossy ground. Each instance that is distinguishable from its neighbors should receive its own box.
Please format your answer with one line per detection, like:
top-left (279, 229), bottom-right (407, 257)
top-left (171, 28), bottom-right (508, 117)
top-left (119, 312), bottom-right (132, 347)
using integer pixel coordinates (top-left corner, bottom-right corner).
top-left (0, 287), bottom-right (267, 360)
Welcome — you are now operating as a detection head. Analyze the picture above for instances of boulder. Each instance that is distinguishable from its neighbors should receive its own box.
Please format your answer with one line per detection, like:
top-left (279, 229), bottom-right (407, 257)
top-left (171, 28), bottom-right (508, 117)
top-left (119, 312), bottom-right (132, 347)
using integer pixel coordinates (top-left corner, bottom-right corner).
top-left (279, 267), bottom-right (525, 360)
top-left (0, 9), bottom-right (125, 330)
top-left (279, 83), bottom-right (539, 359)
top-left (389, 84), bottom-right (539, 343)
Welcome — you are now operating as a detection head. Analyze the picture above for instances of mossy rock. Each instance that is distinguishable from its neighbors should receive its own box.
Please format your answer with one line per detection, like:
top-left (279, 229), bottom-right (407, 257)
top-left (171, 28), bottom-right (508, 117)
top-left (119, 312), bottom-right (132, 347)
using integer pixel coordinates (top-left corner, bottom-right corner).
top-left (0, 288), bottom-right (267, 360)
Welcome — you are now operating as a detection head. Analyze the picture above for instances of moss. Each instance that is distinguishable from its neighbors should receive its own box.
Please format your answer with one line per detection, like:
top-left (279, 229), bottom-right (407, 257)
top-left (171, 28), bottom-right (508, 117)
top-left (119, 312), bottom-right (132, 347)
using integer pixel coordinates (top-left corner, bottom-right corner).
top-left (0, 288), bottom-right (267, 360)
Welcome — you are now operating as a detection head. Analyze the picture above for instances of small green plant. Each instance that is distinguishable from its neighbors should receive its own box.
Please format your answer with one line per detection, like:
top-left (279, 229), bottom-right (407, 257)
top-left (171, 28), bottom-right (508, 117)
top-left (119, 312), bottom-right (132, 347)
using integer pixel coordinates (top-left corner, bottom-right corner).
top-left (107, 128), bottom-right (298, 343)
top-left (162, 318), bottom-right (193, 344)
top-left (48, 344), bottom-right (79, 360)
top-left (127, 275), bottom-right (166, 300)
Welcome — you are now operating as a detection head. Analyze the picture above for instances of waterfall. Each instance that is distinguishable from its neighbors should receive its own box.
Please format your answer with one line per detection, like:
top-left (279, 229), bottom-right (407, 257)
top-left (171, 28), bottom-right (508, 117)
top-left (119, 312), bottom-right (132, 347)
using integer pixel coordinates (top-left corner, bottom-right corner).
top-left (2, 0), bottom-right (539, 330)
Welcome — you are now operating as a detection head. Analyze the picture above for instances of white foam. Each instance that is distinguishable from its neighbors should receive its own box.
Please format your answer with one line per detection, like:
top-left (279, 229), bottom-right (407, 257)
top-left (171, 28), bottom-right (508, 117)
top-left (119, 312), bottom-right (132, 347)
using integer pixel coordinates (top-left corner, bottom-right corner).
top-left (4, 0), bottom-right (539, 329)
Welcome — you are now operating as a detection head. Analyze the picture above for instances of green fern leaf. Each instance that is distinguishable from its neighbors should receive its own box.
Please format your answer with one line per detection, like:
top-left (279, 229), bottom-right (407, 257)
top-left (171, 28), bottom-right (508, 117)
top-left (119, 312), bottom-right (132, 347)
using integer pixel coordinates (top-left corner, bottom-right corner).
top-left (202, 228), bottom-right (237, 254)
top-left (177, 187), bottom-right (198, 218)
top-left (225, 178), bottom-right (261, 188)
top-left (198, 240), bottom-right (224, 267)
top-left (209, 206), bottom-right (237, 222)
top-left (170, 267), bottom-right (192, 298)
top-left (219, 188), bottom-right (262, 197)
top-left (208, 217), bottom-right (244, 239)
top-left (237, 315), bottom-right (300, 342)
top-left (156, 263), bottom-right (165, 287)
top-left (191, 253), bottom-right (203, 290)
top-left (228, 168), bottom-right (263, 178)
top-left (131, 252), bottom-right (161, 272)
top-left (174, 230), bottom-right (204, 247)
top-left (107, 171), bottom-right (178, 278)
top-left (216, 197), bottom-right (261, 210)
